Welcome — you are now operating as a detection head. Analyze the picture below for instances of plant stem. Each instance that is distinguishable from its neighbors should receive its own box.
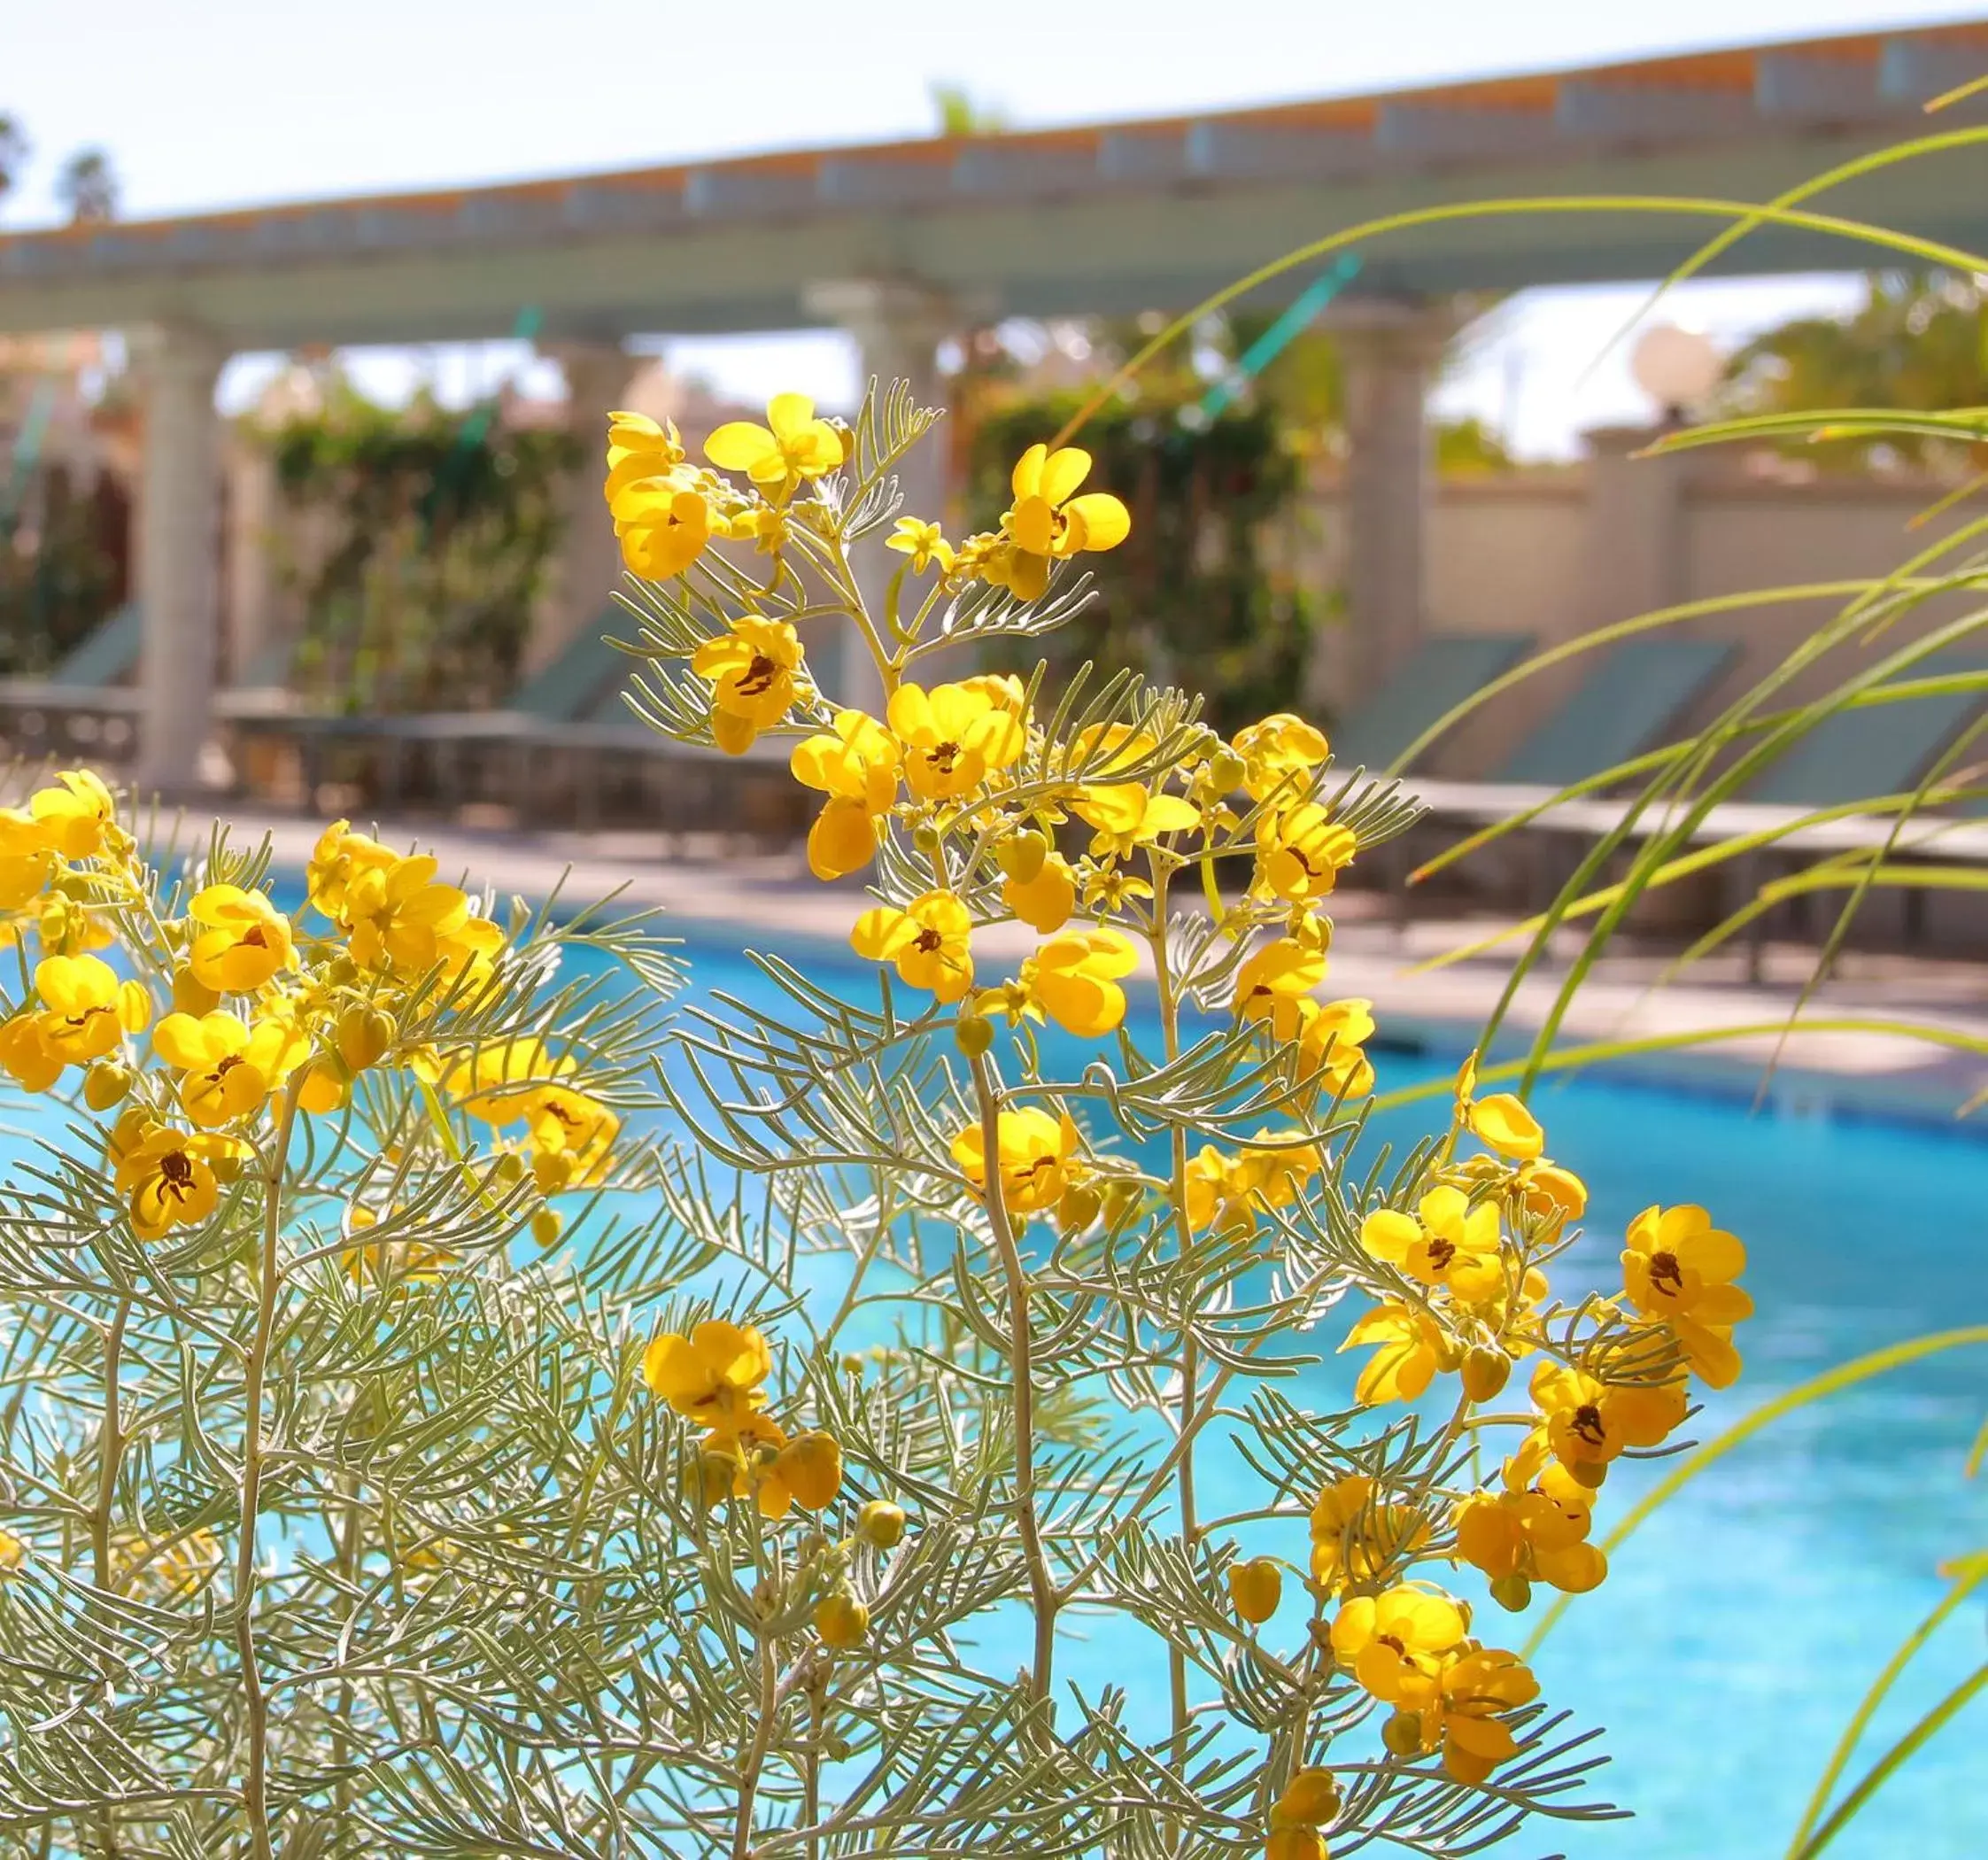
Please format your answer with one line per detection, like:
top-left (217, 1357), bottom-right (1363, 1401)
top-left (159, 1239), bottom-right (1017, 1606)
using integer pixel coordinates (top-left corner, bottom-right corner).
top-left (236, 1075), bottom-right (304, 1860)
top-left (969, 1049), bottom-right (1058, 1708)
top-left (735, 1639), bottom-right (779, 1854)
top-left (1148, 864), bottom-right (1200, 1773)
top-left (94, 1298), bottom-right (128, 1860)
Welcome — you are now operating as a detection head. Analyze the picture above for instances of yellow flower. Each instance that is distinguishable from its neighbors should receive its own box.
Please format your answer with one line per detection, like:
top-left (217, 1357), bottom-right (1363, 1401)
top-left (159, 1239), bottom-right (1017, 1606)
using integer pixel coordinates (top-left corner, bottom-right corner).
top-left (760, 1430), bottom-right (844, 1518)
top-left (187, 885), bottom-right (295, 994)
top-left (1234, 935), bottom-right (1327, 1039)
top-left (1227, 1555), bottom-right (1283, 1624)
top-left (153, 1011), bottom-right (307, 1127)
top-left (997, 444), bottom-right (1133, 601)
top-left (343, 856), bottom-right (485, 976)
top-left (1255, 803), bottom-right (1357, 903)
top-left (1069, 783), bottom-right (1201, 860)
top-left (29, 770), bottom-right (121, 860)
top-left (306, 819), bottom-right (397, 921)
top-left (114, 1125), bottom-right (240, 1241)
top-left (705, 392), bottom-right (844, 496)
top-left (519, 1084), bottom-right (619, 1190)
top-left (1340, 1302), bottom-right (1446, 1406)
top-left (692, 616), bottom-right (805, 756)
top-left (850, 889), bottom-right (975, 1004)
top-left (1233, 713), bottom-right (1330, 804)
top-left (1293, 996), bottom-right (1376, 1100)
top-left (1530, 1360), bottom-right (1688, 1478)
top-left (609, 469), bottom-right (713, 580)
top-left (643, 1320), bottom-right (775, 1446)
top-left (0, 807), bottom-right (55, 911)
top-left (950, 1107), bottom-right (1082, 1215)
top-left (1003, 849), bottom-right (1076, 934)
top-left (888, 681), bottom-right (1026, 802)
top-left (601, 409), bottom-right (687, 505)
top-left (1330, 1585), bottom-right (1468, 1709)
top-left (1429, 1647), bottom-right (1541, 1785)
top-left (791, 710), bottom-right (901, 880)
top-left (35, 954), bottom-right (141, 1067)
top-left (1270, 1767), bottom-right (1339, 1833)
top-left (1184, 1145), bottom-right (1246, 1236)
top-left (1266, 1833), bottom-right (1327, 1860)
top-left (1621, 1204), bottom-right (1751, 1388)
top-left (0, 1013), bottom-right (61, 1092)
top-left (1454, 1056), bottom-right (1545, 1161)
top-left (1453, 1446), bottom-right (1607, 1596)
top-left (1232, 1134), bottom-right (1323, 1212)
top-left (886, 515), bottom-right (955, 576)
top-left (1308, 1473), bottom-right (1430, 1592)
top-left (1361, 1185), bottom-right (1505, 1302)
top-left (1016, 926), bottom-right (1138, 1037)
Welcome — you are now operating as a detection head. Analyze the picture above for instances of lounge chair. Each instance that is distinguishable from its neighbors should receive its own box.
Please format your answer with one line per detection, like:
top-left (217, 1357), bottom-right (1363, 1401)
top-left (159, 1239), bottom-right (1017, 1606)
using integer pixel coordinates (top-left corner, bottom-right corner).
top-left (1329, 632), bottom-right (1534, 774)
top-left (1492, 638), bottom-right (1737, 788)
top-left (1744, 653), bottom-right (1986, 810)
top-left (0, 604), bottom-right (145, 763)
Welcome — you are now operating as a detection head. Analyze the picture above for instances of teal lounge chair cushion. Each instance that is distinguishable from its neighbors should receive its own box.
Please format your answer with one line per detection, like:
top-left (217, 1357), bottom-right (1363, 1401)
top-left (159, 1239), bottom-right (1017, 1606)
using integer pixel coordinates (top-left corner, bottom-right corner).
top-left (1749, 649), bottom-right (1987, 810)
top-left (1497, 638), bottom-right (1737, 787)
top-left (50, 604), bottom-right (143, 686)
top-left (1332, 632), bottom-right (1534, 773)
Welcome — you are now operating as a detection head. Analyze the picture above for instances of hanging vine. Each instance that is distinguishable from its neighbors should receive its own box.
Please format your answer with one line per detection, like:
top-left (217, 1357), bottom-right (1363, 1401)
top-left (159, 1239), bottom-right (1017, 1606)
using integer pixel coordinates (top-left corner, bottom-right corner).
top-left (266, 387), bottom-right (578, 713)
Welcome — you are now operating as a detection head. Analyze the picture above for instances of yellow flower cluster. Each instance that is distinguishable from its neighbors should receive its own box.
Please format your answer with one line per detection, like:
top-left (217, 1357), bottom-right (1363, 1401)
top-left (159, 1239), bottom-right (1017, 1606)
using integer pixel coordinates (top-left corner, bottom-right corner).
top-left (0, 785), bottom-right (616, 1258)
top-left (641, 1320), bottom-right (845, 1522)
top-left (600, 392), bottom-right (1756, 1846)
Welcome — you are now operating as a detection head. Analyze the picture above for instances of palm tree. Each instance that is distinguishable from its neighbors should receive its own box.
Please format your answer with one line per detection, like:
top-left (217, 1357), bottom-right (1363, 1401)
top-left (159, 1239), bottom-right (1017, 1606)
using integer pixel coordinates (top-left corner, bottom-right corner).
top-left (56, 148), bottom-right (117, 224)
top-left (0, 114), bottom-right (27, 217)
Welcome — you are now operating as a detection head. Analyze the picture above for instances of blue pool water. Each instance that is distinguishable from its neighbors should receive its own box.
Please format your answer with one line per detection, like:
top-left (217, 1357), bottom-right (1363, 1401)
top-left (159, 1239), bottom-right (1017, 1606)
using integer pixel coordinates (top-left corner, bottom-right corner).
top-left (6, 906), bottom-right (1981, 1857)
top-left (666, 934), bottom-right (1988, 1860)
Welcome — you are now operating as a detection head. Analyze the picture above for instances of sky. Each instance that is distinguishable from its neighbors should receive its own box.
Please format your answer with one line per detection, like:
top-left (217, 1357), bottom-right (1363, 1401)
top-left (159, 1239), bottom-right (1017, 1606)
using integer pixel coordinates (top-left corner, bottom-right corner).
top-left (3, 0), bottom-right (1981, 454)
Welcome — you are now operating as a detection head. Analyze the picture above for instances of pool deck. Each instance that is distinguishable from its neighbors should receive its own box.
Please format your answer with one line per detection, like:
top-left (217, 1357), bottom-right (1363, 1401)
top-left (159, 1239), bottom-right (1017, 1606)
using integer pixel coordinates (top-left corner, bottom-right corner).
top-left (210, 806), bottom-right (1988, 1127)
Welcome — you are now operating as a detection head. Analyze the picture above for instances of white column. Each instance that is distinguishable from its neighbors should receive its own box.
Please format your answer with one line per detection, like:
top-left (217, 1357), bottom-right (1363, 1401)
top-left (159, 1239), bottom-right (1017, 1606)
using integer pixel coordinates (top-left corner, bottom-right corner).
top-left (223, 428), bottom-right (280, 683)
top-left (134, 323), bottom-right (227, 796)
top-left (1577, 422), bottom-right (1698, 625)
top-left (1309, 298), bottom-right (1453, 714)
top-left (804, 279), bottom-right (963, 710)
top-left (532, 340), bottom-right (635, 674)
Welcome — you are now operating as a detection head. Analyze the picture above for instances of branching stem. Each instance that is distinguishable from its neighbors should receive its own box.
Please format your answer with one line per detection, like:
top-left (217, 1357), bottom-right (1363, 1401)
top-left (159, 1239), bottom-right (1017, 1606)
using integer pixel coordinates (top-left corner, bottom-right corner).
top-left (970, 1048), bottom-right (1058, 1707)
top-left (236, 1073), bottom-right (304, 1860)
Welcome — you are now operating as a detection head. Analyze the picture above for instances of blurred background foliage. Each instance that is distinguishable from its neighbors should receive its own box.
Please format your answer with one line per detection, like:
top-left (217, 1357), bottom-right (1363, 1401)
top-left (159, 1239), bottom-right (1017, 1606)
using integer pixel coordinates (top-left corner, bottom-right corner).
top-left (266, 382), bottom-right (576, 713)
top-left (1718, 269), bottom-right (1988, 473)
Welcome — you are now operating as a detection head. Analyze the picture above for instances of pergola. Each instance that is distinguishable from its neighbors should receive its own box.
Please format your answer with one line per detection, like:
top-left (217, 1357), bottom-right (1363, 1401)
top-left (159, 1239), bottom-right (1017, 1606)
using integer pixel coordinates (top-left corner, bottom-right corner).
top-left (2, 17), bottom-right (1985, 788)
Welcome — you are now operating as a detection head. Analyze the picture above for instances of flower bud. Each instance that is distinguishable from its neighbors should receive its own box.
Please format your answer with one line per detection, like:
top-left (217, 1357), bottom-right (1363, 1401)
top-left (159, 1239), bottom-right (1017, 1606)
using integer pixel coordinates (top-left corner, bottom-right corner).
top-left (954, 1013), bottom-right (994, 1059)
top-left (83, 1061), bottom-right (134, 1112)
top-left (1226, 1555), bottom-right (1282, 1625)
top-left (912, 821), bottom-right (942, 853)
top-left (997, 829), bottom-right (1048, 883)
top-left (1381, 1710), bottom-right (1425, 1757)
top-left (692, 1446), bottom-right (739, 1507)
top-left (1270, 1765), bottom-right (1341, 1828)
top-left (1460, 1345), bottom-right (1511, 1403)
top-left (337, 1004), bottom-right (394, 1073)
top-left (492, 1152), bottom-right (527, 1187)
top-left (533, 1150), bottom-right (576, 1195)
top-left (815, 1591), bottom-right (869, 1649)
top-left (530, 1208), bottom-right (563, 1248)
top-left (1056, 1181), bottom-right (1101, 1232)
top-left (1489, 1572), bottom-right (1534, 1614)
top-left (856, 1500), bottom-right (907, 1549)
top-left (1569, 1459), bottom-right (1609, 1492)
top-left (1265, 1830), bottom-right (1327, 1860)
top-left (1209, 749), bottom-right (1249, 794)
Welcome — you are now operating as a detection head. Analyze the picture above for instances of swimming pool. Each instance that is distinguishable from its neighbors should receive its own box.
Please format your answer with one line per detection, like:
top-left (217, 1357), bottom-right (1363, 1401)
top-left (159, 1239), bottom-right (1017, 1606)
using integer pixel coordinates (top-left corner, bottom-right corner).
top-left (664, 933), bottom-right (1988, 1860)
top-left (4, 903), bottom-right (1981, 1858)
